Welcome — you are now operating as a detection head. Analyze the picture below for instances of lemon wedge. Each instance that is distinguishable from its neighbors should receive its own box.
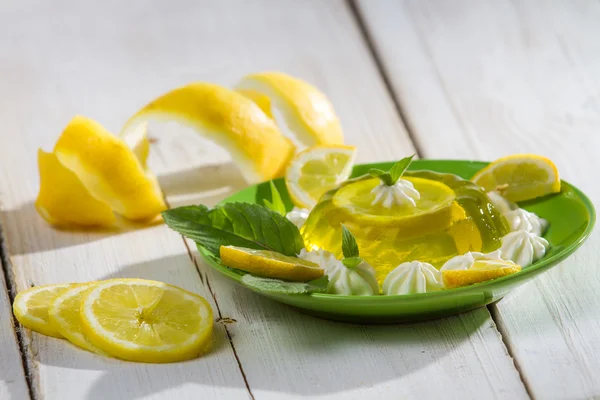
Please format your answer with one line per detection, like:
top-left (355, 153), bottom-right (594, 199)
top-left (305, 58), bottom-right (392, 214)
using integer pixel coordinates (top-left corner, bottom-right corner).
top-left (80, 279), bottom-right (213, 363)
top-left (285, 145), bottom-right (356, 209)
top-left (36, 149), bottom-right (116, 227)
top-left (236, 72), bottom-right (344, 146)
top-left (220, 246), bottom-right (324, 281)
top-left (442, 259), bottom-right (521, 289)
top-left (54, 116), bottom-right (167, 222)
top-left (13, 283), bottom-right (78, 338)
top-left (121, 83), bottom-right (296, 183)
top-left (472, 154), bottom-right (560, 202)
top-left (48, 282), bottom-right (107, 354)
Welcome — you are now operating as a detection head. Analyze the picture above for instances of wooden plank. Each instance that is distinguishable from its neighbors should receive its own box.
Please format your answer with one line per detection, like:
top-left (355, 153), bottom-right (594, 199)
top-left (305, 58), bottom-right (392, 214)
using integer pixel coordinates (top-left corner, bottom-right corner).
top-left (356, 0), bottom-right (600, 398)
top-left (0, 237), bottom-right (30, 400)
top-left (0, 0), bottom-right (529, 399)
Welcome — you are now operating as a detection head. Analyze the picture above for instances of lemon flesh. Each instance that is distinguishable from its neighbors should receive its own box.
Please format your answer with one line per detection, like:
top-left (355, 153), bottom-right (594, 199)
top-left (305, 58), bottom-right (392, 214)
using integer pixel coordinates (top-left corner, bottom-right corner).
top-left (285, 145), bottom-right (356, 209)
top-left (236, 71), bottom-right (344, 147)
top-left (472, 154), bottom-right (560, 202)
top-left (13, 283), bottom-right (78, 338)
top-left (121, 83), bottom-right (296, 183)
top-left (80, 279), bottom-right (213, 363)
top-left (220, 246), bottom-right (324, 281)
top-left (443, 260), bottom-right (521, 289)
top-left (302, 171), bottom-right (508, 283)
top-left (48, 283), bottom-right (106, 354)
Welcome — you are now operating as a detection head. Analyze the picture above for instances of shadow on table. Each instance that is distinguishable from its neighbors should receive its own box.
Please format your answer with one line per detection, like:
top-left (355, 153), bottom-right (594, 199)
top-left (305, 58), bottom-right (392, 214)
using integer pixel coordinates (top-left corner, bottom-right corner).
top-left (0, 162), bottom-right (246, 256)
top-left (32, 253), bottom-right (491, 399)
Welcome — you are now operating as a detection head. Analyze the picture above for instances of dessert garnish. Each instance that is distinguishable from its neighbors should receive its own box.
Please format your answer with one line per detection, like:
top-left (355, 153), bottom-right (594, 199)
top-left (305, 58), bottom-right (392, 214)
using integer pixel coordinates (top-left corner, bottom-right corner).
top-left (382, 261), bottom-right (444, 295)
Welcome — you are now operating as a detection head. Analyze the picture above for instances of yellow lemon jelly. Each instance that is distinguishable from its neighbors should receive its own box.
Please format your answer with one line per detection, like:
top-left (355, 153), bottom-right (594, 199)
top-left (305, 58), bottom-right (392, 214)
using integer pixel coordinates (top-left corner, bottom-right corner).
top-left (301, 170), bottom-right (509, 283)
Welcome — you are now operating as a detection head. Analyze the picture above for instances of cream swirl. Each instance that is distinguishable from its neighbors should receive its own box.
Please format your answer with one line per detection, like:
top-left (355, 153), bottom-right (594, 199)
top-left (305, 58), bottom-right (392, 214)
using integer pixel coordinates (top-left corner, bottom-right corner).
top-left (504, 208), bottom-right (549, 236)
top-left (326, 260), bottom-right (379, 296)
top-left (371, 179), bottom-right (420, 208)
top-left (298, 248), bottom-right (338, 274)
top-left (382, 261), bottom-right (444, 295)
top-left (500, 230), bottom-right (549, 267)
top-left (286, 207), bottom-right (310, 228)
top-left (440, 250), bottom-right (503, 271)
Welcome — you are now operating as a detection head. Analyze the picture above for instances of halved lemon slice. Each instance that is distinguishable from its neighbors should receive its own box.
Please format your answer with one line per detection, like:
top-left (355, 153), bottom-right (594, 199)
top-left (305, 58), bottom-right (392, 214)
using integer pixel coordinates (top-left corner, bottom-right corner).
top-left (13, 283), bottom-right (78, 338)
top-left (80, 279), bottom-right (213, 363)
top-left (121, 83), bottom-right (296, 183)
top-left (220, 246), bottom-right (324, 281)
top-left (442, 259), bottom-right (521, 289)
top-left (54, 116), bottom-right (167, 221)
top-left (35, 149), bottom-right (115, 227)
top-left (48, 282), bottom-right (106, 354)
top-left (472, 154), bottom-right (560, 202)
top-left (236, 72), bottom-right (344, 146)
top-left (285, 145), bottom-right (356, 209)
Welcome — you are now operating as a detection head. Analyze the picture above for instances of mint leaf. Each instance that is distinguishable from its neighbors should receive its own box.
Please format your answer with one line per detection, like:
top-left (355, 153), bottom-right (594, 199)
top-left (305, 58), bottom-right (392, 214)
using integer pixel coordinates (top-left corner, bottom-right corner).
top-left (341, 224), bottom-right (359, 258)
top-left (389, 155), bottom-right (415, 183)
top-left (162, 202), bottom-right (304, 257)
top-left (263, 181), bottom-right (286, 216)
top-left (368, 168), bottom-right (393, 185)
top-left (241, 274), bottom-right (328, 294)
top-left (369, 155), bottom-right (415, 186)
top-left (342, 256), bottom-right (363, 268)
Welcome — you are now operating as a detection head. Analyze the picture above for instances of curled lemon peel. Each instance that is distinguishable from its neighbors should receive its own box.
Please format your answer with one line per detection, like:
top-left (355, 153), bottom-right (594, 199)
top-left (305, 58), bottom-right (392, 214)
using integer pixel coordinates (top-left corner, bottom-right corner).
top-left (36, 116), bottom-right (166, 227)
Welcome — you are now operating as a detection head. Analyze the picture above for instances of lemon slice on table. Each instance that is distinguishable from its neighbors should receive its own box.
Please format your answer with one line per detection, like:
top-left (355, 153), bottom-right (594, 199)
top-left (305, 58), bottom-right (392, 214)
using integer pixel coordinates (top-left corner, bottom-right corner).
top-left (48, 282), bottom-right (107, 354)
top-left (236, 71), bottom-right (344, 146)
top-left (36, 149), bottom-right (116, 227)
top-left (220, 246), bottom-right (324, 281)
top-left (54, 116), bottom-right (167, 222)
top-left (442, 259), bottom-right (521, 289)
top-left (472, 154), bottom-right (560, 202)
top-left (121, 83), bottom-right (296, 183)
top-left (285, 145), bottom-right (356, 209)
top-left (13, 283), bottom-right (78, 338)
top-left (80, 279), bottom-right (213, 363)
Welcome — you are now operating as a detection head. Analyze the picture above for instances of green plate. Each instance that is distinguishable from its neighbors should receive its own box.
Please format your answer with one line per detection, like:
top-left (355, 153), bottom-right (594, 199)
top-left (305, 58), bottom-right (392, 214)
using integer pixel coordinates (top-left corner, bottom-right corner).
top-left (197, 160), bottom-right (595, 323)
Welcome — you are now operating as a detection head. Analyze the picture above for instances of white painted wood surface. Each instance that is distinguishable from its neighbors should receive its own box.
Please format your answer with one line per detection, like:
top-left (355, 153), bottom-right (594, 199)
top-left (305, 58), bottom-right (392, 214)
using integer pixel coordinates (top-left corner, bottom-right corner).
top-left (357, 0), bottom-right (600, 398)
top-left (0, 253), bottom-right (29, 400)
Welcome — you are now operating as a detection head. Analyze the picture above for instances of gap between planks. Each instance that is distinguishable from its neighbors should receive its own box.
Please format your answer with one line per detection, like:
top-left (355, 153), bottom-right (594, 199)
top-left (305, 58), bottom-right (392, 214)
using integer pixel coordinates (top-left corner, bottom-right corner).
top-left (0, 224), bottom-right (38, 400)
top-left (349, 0), bottom-right (533, 397)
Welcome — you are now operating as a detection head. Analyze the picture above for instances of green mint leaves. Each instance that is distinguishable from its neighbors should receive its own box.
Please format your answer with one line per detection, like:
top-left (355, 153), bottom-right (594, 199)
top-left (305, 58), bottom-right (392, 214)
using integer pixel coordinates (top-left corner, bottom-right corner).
top-left (162, 202), bottom-right (304, 258)
top-left (341, 224), bottom-right (363, 268)
top-left (241, 275), bottom-right (328, 295)
top-left (368, 155), bottom-right (415, 186)
top-left (263, 181), bottom-right (286, 216)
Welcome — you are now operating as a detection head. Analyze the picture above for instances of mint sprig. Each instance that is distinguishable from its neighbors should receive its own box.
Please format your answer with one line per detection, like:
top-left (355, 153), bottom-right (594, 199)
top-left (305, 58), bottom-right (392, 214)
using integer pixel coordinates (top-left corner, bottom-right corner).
top-left (162, 202), bottom-right (304, 257)
top-left (341, 224), bottom-right (363, 268)
top-left (263, 181), bottom-right (286, 216)
top-left (368, 155), bottom-right (415, 186)
top-left (241, 275), bottom-right (328, 294)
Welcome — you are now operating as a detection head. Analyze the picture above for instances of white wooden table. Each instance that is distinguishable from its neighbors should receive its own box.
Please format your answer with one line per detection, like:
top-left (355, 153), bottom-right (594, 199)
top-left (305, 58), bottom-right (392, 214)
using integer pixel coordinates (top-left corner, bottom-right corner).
top-left (1, 1), bottom-right (599, 399)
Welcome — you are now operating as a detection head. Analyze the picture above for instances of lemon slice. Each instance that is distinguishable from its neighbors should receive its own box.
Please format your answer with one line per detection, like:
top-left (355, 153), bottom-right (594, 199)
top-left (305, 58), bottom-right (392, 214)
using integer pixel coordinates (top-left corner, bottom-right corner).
top-left (472, 154), bottom-right (560, 202)
top-left (236, 72), bottom-right (344, 146)
top-left (285, 145), bottom-right (356, 209)
top-left (332, 177), bottom-right (457, 231)
top-left (121, 83), bottom-right (296, 183)
top-left (442, 259), bottom-right (521, 289)
top-left (48, 282), bottom-right (107, 354)
top-left (54, 116), bottom-right (167, 221)
top-left (80, 279), bottom-right (213, 363)
top-left (13, 283), bottom-right (78, 338)
top-left (220, 246), bottom-right (324, 281)
top-left (35, 149), bottom-right (115, 227)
